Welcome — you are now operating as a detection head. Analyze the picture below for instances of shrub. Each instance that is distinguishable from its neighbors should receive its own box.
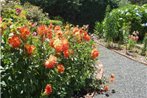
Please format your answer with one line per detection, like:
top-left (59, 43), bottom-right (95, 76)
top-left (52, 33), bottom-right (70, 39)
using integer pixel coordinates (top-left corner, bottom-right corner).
top-left (1, 1), bottom-right (109, 97)
top-left (94, 22), bottom-right (103, 38)
top-left (39, 19), bottom-right (63, 25)
top-left (1, 7), bottom-right (105, 97)
top-left (23, 2), bottom-right (49, 22)
top-left (141, 33), bottom-right (147, 56)
top-left (127, 31), bottom-right (139, 50)
top-left (53, 16), bottom-right (65, 23)
top-left (102, 4), bottom-right (147, 43)
top-left (1, 0), bottom-right (50, 23)
top-left (1, 1), bottom-right (30, 33)
top-left (20, 0), bottom-right (121, 31)
top-left (129, 0), bottom-right (147, 5)
top-left (1, 20), bottom-right (100, 97)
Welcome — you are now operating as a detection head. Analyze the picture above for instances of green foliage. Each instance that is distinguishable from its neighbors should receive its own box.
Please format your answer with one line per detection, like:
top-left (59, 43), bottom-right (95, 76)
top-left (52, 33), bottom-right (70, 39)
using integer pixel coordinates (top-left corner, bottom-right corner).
top-left (118, 0), bottom-right (130, 7)
top-left (1, 1), bottom-right (30, 32)
top-left (129, 0), bottom-right (147, 5)
top-left (39, 19), bottom-right (63, 25)
top-left (105, 4), bottom-right (111, 17)
top-left (23, 2), bottom-right (49, 22)
top-left (127, 38), bottom-right (137, 50)
top-left (20, 0), bottom-right (121, 31)
top-left (1, 0), bottom-right (63, 27)
top-left (20, 0), bottom-right (82, 23)
top-left (94, 22), bottom-right (103, 38)
top-left (102, 4), bottom-right (147, 43)
top-left (1, 0), bottom-right (49, 23)
top-left (122, 23), bottom-right (131, 44)
top-left (141, 33), bottom-right (147, 56)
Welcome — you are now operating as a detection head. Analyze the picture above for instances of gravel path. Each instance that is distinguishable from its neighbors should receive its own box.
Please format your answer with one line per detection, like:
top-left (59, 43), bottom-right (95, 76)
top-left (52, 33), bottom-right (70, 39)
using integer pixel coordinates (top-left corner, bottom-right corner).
top-left (94, 45), bottom-right (147, 98)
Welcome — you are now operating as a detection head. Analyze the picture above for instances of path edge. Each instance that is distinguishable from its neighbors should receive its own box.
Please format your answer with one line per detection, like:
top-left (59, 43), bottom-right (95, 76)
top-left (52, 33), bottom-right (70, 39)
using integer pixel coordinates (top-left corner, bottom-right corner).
top-left (95, 40), bottom-right (147, 66)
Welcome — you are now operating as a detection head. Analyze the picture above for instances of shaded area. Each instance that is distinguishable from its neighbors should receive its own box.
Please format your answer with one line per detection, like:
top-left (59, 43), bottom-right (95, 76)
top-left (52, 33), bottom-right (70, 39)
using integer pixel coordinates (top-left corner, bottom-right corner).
top-left (95, 46), bottom-right (147, 98)
top-left (20, 0), bottom-right (118, 31)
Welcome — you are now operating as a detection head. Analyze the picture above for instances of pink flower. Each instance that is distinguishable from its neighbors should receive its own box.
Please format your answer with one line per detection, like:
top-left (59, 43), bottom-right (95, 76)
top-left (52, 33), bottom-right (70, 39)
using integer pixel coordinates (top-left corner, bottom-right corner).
top-left (16, 8), bottom-right (22, 15)
top-left (0, 17), bottom-right (2, 24)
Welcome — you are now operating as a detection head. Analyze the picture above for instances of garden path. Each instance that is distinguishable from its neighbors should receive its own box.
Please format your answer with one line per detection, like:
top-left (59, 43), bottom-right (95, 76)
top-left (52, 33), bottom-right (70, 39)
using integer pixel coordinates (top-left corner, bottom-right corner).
top-left (94, 45), bottom-right (147, 98)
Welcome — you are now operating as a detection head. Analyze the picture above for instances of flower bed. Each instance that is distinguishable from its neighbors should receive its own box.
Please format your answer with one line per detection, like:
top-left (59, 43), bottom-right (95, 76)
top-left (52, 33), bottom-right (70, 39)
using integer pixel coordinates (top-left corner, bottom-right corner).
top-left (1, 21), bottom-right (100, 97)
top-left (0, 1), bottom-right (112, 97)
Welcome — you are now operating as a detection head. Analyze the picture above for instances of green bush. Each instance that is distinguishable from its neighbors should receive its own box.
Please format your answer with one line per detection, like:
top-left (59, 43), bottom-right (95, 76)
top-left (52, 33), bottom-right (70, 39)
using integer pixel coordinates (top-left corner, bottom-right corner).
top-left (129, 0), bottom-right (147, 5)
top-left (1, 0), bottom-right (62, 29)
top-left (141, 33), bottom-right (147, 56)
top-left (20, 0), bottom-right (121, 31)
top-left (1, 21), bottom-right (101, 98)
top-left (39, 19), bottom-right (63, 25)
top-left (94, 22), bottom-right (103, 38)
top-left (1, 1), bottom-right (30, 32)
top-left (1, 0), bottom-right (49, 23)
top-left (23, 2), bottom-right (49, 22)
top-left (101, 4), bottom-right (147, 43)
top-left (1, 2), bottom-right (107, 97)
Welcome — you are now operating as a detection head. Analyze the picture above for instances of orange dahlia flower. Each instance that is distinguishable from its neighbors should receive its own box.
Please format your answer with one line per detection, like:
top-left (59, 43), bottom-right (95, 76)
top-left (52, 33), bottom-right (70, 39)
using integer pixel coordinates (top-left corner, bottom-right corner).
top-left (54, 25), bottom-right (61, 31)
top-left (19, 26), bottom-right (30, 39)
top-left (44, 55), bottom-right (57, 69)
top-left (49, 39), bottom-right (54, 47)
top-left (56, 30), bottom-right (63, 37)
top-left (53, 38), bottom-right (63, 52)
top-left (91, 48), bottom-right (99, 59)
top-left (57, 64), bottom-right (65, 73)
top-left (8, 35), bottom-right (21, 48)
top-left (47, 31), bottom-right (53, 39)
top-left (62, 39), bottom-right (69, 51)
top-left (48, 23), bottom-right (53, 29)
top-left (73, 27), bottom-right (79, 34)
top-left (37, 25), bottom-right (48, 36)
top-left (83, 32), bottom-right (91, 41)
top-left (44, 84), bottom-right (52, 95)
top-left (24, 44), bottom-right (35, 55)
top-left (63, 50), bottom-right (69, 58)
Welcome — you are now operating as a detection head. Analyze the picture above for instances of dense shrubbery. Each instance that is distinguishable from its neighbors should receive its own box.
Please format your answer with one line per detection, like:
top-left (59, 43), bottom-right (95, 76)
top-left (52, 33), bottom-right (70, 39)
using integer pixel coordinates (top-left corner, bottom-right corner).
top-left (1, 21), bottom-right (99, 97)
top-left (39, 19), bottom-right (63, 26)
top-left (94, 22), bottom-right (103, 38)
top-left (141, 33), bottom-right (147, 55)
top-left (95, 4), bottom-right (147, 43)
top-left (129, 0), bottom-right (147, 5)
top-left (1, 0), bottom-right (47, 22)
top-left (20, 0), bottom-right (121, 31)
top-left (0, 1), bottom-right (108, 98)
top-left (1, 0), bottom-right (62, 26)
top-left (22, 0), bottom-right (147, 31)
top-left (23, 2), bottom-right (49, 22)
